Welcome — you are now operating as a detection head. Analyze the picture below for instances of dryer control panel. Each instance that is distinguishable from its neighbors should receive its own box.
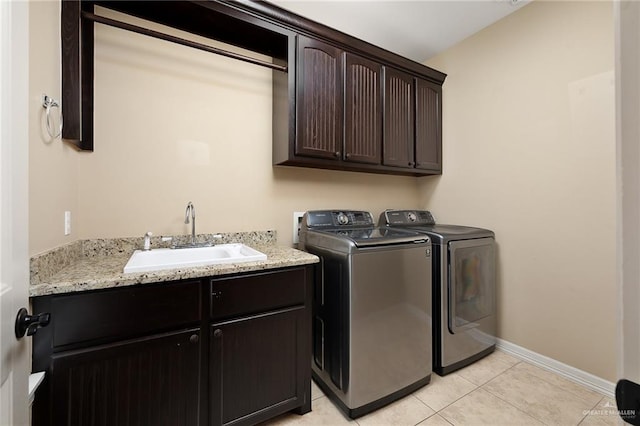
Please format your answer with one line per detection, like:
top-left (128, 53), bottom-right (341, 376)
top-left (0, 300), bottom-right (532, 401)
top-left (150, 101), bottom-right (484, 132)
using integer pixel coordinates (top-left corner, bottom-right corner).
top-left (380, 210), bottom-right (436, 226)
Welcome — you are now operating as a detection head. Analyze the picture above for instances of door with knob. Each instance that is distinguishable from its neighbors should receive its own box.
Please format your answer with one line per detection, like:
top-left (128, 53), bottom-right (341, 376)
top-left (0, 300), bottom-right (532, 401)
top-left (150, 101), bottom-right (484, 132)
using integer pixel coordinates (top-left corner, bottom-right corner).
top-left (344, 52), bottom-right (382, 165)
top-left (295, 36), bottom-right (344, 161)
top-left (209, 307), bottom-right (307, 426)
top-left (0, 0), bottom-right (30, 423)
top-left (49, 329), bottom-right (201, 425)
top-left (383, 66), bottom-right (415, 169)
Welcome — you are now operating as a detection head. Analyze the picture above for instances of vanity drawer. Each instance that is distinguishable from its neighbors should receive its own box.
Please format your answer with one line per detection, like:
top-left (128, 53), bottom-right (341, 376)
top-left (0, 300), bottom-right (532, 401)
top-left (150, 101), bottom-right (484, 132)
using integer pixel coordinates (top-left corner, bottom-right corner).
top-left (50, 280), bottom-right (201, 348)
top-left (210, 268), bottom-right (306, 321)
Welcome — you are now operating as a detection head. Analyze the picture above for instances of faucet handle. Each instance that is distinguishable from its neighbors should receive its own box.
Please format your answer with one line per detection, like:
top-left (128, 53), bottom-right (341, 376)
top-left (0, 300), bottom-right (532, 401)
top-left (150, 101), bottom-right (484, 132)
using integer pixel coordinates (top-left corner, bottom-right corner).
top-left (143, 231), bottom-right (153, 251)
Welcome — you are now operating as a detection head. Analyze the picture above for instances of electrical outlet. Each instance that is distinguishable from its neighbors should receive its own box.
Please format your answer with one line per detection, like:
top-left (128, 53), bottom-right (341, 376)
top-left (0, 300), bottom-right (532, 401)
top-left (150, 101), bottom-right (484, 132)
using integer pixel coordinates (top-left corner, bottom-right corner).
top-left (292, 212), bottom-right (305, 244)
top-left (64, 211), bottom-right (71, 236)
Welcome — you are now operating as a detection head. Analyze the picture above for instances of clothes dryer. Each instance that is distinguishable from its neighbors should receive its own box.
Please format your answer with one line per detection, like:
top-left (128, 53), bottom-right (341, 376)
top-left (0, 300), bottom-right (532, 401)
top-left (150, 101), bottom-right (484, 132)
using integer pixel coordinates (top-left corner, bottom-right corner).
top-left (380, 210), bottom-right (496, 375)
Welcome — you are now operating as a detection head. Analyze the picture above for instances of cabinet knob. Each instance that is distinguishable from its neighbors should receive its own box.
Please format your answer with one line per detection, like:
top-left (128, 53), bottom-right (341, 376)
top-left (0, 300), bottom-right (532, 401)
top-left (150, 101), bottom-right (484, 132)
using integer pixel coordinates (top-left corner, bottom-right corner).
top-left (190, 334), bottom-right (199, 344)
top-left (213, 329), bottom-right (223, 338)
top-left (408, 162), bottom-right (415, 167)
top-left (334, 151), bottom-right (340, 158)
top-left (345, 153), bottom-right (350, 159)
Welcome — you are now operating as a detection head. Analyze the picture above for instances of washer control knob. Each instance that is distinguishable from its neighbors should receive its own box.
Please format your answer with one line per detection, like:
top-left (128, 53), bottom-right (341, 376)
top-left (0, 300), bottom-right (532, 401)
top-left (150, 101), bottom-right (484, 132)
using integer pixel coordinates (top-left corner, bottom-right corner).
top-left (407, 212), bottom-right (417, 222)
top-left (336, 212), bottom-right (349, 225)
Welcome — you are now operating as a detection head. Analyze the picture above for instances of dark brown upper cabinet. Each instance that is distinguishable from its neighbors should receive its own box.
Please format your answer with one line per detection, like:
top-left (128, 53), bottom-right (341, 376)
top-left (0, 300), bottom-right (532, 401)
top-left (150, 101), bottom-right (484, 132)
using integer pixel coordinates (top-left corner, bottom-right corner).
top-left (275, 35), bottom-right (444, 176)
top-left (284, 37), bottom-right (384, 167)
top-left (296, 37), bottom-right (344, 160)
top-left (344, 53), bottom-right (382, 165)
top-left (381, 70), bottom-right (442, 173)
top-left (383, 67), bottom-right (415, 168)
top-left (415, 78), bottom-right (442, 172)
top-left (294, 40), bottom-right (384, 166)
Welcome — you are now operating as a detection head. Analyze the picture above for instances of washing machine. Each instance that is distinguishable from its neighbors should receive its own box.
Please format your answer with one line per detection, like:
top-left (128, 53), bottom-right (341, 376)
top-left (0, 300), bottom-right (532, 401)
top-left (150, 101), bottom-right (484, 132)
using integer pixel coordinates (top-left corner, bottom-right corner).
top-left (379, 209), bottom-right (496, 375)
top-left (299, 210), bottom-right (432, 418)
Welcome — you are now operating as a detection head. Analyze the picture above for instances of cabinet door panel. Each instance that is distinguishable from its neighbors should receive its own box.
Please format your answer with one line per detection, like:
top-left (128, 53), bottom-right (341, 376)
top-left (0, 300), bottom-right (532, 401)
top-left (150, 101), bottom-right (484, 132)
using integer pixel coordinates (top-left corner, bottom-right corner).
top-left (344, 53), bottom-right (382, 164)
top-left (51, 329), bottom-right (201, 426)
top-left (383, 67), bottom-right (414, 168)
top-left (210, 308), bottom-right (307, 426)
top-left (416, 78), bottom-right (442, 171)
top-left (296, 36), bottom-right (343, 159)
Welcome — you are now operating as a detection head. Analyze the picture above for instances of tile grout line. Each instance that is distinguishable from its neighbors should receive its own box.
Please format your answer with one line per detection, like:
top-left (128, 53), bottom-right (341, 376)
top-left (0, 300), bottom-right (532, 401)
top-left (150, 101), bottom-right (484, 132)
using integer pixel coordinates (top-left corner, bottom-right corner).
top-left (576, 395), bottom-right (605, 426)
top-left (516, 360), bottom-right (608, 404)
top-left (425, 377), bottom-right (481, 414)
top-left (425, 361), bottom-right (522, 417)
top-left (475, 361), bottom-right (560, 426)
top-left (461, 359), bottom-right (522, 387)
top-left (478, 386), bottom-right (552, 426)
top-left (414, 359), bottom-right (520, 415)
top-left (412, 392), bottom-right (439, 413)
top-left (417, 412), bottom-right (455, 426)
top-left (480, 360), bottom-right (606, 425)
top-left (409, 394), bottom-right (451, 426)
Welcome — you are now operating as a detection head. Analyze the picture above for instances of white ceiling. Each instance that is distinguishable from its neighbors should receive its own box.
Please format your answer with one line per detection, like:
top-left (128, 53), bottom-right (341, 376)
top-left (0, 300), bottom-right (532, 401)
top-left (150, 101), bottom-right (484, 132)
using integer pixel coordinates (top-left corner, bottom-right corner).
top-left (269, 0), bottom-right (530, 63)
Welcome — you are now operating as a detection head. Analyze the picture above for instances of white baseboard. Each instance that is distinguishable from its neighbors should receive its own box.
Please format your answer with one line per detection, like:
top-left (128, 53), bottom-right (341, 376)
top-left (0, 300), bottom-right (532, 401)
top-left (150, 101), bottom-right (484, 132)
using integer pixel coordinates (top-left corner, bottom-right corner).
top-left (496, 338), bottom-right (616, 398)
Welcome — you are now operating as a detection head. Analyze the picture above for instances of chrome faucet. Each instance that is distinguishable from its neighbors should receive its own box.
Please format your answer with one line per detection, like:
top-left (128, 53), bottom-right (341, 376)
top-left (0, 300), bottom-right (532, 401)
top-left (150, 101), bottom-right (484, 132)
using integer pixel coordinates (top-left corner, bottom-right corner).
top-left (172, 202), bottom-right (212, 249)
top-left (185, 201), bottom-right (196, 245)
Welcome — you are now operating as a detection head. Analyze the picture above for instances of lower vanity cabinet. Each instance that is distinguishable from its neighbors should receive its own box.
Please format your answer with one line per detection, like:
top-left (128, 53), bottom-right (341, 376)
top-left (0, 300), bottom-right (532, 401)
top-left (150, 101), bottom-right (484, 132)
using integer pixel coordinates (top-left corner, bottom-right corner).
top-left (31, 280), bottom-right (205, 426)
top-left (31, 266), bottom-right (313, 426)
top-left (209, 267), bottom-right (312, 426)
top-left (50, 329), bottom-right (202, 426)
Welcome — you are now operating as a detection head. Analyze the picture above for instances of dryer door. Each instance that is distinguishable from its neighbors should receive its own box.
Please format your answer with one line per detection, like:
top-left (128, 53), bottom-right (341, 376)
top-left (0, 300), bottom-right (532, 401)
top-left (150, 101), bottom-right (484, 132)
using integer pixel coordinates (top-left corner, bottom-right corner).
top-left (448, 238), bottom-right (495, 333)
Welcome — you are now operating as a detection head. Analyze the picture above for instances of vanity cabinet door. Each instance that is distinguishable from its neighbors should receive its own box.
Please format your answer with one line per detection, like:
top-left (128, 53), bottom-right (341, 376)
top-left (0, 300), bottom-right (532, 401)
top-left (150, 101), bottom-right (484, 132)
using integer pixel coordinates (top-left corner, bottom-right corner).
top-left (50, 329), bottom-right (201, 426)
top-left (210, 307), bottom-right (310, 426)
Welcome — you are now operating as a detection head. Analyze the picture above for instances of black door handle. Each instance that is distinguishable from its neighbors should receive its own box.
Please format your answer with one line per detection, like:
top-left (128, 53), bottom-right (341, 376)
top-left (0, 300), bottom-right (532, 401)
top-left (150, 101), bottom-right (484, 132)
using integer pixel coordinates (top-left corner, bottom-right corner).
top-left (15, 308), bottom-right (50, 338)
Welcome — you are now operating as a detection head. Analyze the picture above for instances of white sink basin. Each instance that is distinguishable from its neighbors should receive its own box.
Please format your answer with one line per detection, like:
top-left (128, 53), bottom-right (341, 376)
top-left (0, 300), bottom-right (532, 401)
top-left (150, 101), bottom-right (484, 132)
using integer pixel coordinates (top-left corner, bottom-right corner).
top-left (123, 243), bottom-right (267, 274)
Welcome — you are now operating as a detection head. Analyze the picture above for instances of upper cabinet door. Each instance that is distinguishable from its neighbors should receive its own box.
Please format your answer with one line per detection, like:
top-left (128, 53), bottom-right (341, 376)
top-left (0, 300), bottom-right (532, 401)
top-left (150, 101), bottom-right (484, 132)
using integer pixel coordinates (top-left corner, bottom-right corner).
top-left (296, 36), bottom-right (344, 160)
top-left (415, 78), bottom-right (442, 172)
top-left (344, 53), bottom-right (382, 165)
top-left (383, 67), bottom-right (415, 168)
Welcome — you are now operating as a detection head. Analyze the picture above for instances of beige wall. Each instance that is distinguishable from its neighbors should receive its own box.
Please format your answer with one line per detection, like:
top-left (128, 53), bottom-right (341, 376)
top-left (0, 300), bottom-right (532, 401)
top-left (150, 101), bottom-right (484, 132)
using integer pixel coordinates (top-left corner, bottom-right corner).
top-left (422, 1), bottom-right (616, 380)
top-left (29, 0), bottom-right (79, 256)
top-left (28, 4), bottom-right (419, 255)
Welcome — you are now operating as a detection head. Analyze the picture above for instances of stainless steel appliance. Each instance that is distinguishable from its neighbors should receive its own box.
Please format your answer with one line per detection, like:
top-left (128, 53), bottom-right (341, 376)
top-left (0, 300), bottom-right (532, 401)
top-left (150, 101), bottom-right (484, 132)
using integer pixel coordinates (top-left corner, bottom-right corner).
top-left (379, 210), bottom-right (496, 375)
top-left (299, 210), bottom-right (432, 418)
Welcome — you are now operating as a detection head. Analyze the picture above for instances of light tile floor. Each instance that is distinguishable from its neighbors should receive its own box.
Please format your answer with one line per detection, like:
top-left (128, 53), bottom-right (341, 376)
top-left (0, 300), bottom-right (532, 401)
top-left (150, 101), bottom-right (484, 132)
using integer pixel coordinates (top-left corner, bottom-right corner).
top-left (264, 350), bottom-right (622, 426)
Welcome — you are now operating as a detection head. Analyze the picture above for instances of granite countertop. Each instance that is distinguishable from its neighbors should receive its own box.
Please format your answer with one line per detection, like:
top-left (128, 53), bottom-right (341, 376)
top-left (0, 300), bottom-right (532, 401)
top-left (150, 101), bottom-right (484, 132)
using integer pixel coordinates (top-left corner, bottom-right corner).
top-left (30, 231), bottom-right (318, 297)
